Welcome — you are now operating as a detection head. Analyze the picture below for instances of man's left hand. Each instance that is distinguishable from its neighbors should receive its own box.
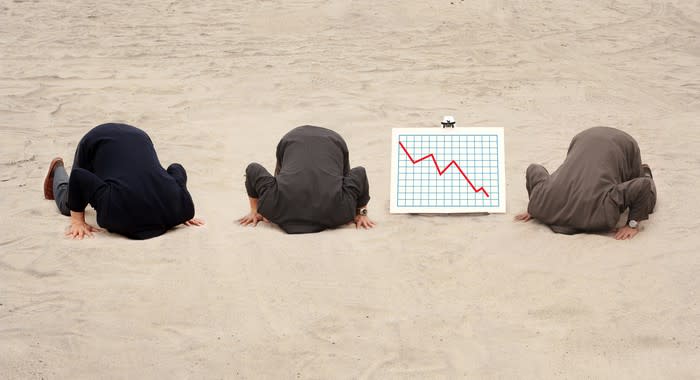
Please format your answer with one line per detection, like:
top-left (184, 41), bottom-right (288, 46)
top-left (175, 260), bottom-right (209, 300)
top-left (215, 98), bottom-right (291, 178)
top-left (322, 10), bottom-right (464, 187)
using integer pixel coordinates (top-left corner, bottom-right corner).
top-left (614, 226), bottom-right (639, 240)
top-left (354, 215), bottom-right (375, 229)
top-left (184, 218), bottom-right (205, 227)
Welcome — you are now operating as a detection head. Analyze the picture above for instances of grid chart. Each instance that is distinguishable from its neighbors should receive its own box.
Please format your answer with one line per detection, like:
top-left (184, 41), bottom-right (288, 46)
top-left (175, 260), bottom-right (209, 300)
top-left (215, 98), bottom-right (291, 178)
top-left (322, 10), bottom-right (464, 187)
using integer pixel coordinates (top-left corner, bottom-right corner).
top-left (396, 134), bottom-right (500, 208)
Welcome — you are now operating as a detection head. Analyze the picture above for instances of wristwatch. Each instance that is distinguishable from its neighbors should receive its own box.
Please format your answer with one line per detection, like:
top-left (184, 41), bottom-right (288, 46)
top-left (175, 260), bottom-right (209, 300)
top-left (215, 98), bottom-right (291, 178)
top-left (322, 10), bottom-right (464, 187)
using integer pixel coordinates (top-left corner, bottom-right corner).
top-left (628, 220), bottom-right (638, 228)
top-left (357, 207), bottom-right (368, 216)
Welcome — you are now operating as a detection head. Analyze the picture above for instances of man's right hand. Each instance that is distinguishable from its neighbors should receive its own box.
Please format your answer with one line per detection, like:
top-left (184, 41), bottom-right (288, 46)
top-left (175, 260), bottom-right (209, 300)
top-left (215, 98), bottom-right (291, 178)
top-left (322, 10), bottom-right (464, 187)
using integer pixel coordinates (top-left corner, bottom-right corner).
top-left (238, 212), bottom-right (267, 227)
top-left (66, 220), bottom-right (101, 239)
top-left (66, 210), bottom-right (101, 239)
top-left (514, 212), bottom-right (532, 222)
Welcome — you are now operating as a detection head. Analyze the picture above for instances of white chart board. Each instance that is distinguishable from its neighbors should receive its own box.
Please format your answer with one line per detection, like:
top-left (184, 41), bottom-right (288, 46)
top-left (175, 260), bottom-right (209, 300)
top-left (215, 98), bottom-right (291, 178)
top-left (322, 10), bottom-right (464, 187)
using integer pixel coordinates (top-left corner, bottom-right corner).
top-left (390, 128), bottom-right (506, 213)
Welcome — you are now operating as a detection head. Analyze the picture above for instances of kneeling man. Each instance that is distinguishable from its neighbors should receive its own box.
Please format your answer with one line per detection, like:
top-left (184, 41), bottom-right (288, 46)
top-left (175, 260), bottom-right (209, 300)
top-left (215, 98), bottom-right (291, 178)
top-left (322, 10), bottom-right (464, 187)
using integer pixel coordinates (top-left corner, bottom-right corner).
top-left (516, 127), bottom-right (656, 240)
top-left (239, 125), bottom-right (374, 233)
top-left (44, 123), bottom-right (204, 239)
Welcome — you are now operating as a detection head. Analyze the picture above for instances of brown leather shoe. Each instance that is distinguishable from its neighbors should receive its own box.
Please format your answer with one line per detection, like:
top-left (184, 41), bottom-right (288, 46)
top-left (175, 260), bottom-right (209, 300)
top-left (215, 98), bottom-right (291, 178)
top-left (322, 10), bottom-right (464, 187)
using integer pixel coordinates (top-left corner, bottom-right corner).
top-left (43, 157), bottom-right (64, 200)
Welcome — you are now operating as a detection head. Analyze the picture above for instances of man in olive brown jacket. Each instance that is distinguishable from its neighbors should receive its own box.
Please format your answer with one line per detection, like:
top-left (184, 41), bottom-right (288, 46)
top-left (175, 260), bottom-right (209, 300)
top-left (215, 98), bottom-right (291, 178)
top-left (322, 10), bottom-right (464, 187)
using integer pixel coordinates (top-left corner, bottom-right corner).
top-left (516, 127), bottom-right (656, 240)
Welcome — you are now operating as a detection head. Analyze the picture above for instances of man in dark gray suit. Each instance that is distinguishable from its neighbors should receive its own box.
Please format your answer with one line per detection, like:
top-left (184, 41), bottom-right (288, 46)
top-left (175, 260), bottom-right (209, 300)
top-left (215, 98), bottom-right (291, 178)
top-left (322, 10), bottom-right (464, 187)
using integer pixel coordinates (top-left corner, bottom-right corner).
top-left (239, 125), bottom-right (374, 234)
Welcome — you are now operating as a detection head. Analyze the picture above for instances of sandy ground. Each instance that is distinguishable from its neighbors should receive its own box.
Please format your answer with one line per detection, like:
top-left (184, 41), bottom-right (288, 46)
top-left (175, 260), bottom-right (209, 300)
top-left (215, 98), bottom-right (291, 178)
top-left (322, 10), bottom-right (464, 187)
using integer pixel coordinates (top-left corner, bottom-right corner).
top-left (1, 0), bottom-right (699, 378)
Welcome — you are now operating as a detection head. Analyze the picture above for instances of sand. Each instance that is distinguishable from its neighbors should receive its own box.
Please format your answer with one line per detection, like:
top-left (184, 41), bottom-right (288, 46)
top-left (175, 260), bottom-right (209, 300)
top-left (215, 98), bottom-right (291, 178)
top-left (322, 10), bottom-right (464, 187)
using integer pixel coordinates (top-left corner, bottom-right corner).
top-left (1, 0), bottom-right (699, 378)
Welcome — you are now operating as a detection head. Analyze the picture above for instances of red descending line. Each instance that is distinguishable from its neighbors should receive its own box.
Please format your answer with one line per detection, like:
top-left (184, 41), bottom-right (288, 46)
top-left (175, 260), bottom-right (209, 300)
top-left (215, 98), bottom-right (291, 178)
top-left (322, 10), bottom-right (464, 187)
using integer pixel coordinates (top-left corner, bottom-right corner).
top-left (398, 141), bottom-right (490, 197)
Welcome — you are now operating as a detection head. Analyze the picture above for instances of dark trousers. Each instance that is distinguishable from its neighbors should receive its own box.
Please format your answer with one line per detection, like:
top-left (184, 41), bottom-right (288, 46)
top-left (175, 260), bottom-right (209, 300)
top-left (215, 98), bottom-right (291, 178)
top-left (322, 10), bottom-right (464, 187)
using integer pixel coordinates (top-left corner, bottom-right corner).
top-left (52, 141), bottom-right (87, 217)
top-left (53, 164), bottom-right (71, 216)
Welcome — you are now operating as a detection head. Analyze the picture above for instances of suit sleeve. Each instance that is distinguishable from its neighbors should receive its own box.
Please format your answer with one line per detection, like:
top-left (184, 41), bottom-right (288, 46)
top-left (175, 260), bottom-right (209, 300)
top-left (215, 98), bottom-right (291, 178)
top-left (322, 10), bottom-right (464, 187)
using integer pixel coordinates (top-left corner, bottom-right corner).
top-left (68, 168), bottom-right (107, 212)
top-left (275, 138), bottom-right (287, 176)
top-left (342, 145), bottom-right (350, 177)
top-left (343, 166), bottom-right (370, 207)
top-left (525, 164), bottom-right (549, 197)
top-left (245, 163), bottom-right (276, 198)
top-left (167, 163), bottom-right (188, 189)
top-left (337, 137), bottom-right (350, 176)
top-left (72, 135), bottom-right (95, 172)
top-left (614, 177), bottom-right (657, 222)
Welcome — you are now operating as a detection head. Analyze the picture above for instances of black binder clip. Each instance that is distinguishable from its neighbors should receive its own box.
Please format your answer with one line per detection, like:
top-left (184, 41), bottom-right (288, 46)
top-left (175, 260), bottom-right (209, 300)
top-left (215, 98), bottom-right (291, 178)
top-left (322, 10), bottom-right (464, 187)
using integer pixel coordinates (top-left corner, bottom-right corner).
top-left (441, 116), bottom-right (455, 128)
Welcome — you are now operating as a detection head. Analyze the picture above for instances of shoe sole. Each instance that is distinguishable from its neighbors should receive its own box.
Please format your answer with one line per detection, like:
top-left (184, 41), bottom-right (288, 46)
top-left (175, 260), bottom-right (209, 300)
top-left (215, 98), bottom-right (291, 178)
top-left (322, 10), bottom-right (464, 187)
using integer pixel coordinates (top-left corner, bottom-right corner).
top-left (43, 157), bottom-right (64, 200)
